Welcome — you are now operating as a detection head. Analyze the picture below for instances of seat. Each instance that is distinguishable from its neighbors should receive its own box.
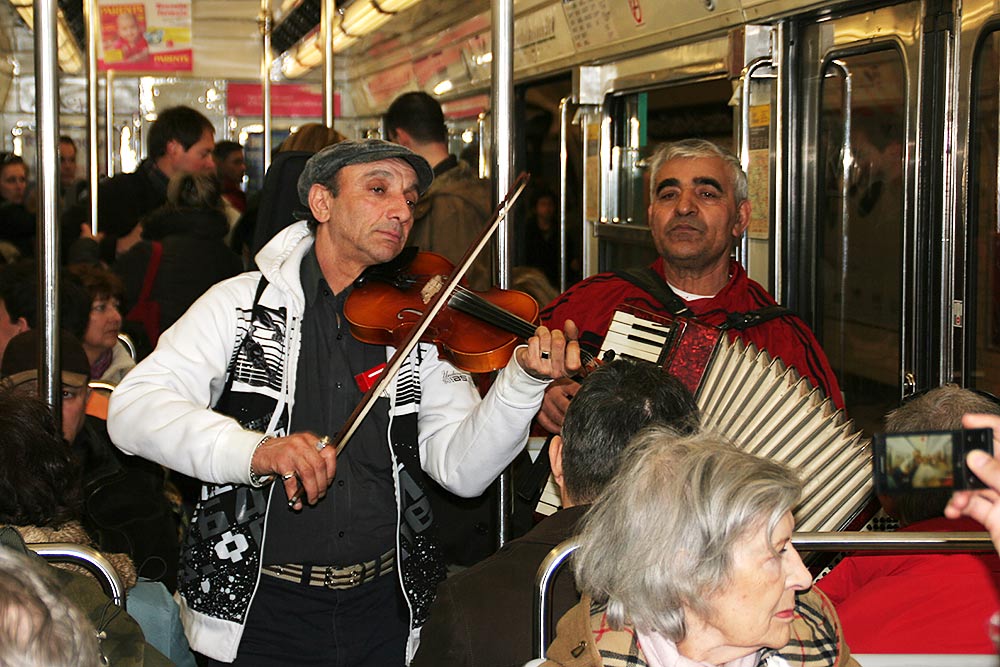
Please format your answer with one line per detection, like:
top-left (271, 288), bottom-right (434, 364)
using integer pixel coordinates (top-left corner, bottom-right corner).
top-left (30, 542), bottom-right (126, 608)
top-left (117, 332), bottom-right (137, 360)
top-left (532, 538), bottom-right (579, 660)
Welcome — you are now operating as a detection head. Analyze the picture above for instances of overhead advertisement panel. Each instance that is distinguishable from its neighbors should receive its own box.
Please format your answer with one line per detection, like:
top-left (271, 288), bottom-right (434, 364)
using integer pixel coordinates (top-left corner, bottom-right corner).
top-left (98, 0), bottom-right (193, 72)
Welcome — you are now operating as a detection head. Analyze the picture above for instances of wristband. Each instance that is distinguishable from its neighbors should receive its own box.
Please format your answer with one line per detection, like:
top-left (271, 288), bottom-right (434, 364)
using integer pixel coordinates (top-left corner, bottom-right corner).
top-left (248, 435), bottom-right (274, 488)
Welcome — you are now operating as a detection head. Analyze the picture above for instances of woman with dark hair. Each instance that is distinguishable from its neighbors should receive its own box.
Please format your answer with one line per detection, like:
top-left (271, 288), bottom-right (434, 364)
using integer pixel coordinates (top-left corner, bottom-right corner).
top-left (114, 171), bottom-right (242, 344)
top-left (67, 263), bottom-right (135, 383)
top-left (0, 153), bottom-right (35, 260)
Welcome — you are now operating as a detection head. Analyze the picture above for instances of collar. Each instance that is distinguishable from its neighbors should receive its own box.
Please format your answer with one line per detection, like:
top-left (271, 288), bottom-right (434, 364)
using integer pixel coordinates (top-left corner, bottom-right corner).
top-left (141, 159), bottom-right (170, 198)
top-left (433, 154), bottom-right (459, 178)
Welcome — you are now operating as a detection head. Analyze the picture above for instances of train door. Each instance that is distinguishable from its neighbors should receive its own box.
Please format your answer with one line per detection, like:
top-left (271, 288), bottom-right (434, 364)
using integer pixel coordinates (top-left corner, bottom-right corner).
top-left (792, 4), bottom-right (927, 433)
top-left (957, 0), bottom-right (1000, 396)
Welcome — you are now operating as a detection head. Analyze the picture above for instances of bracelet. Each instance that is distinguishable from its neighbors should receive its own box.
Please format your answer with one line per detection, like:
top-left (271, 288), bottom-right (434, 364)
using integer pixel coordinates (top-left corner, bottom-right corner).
top-left (248, 435), bottom-right (274, 488)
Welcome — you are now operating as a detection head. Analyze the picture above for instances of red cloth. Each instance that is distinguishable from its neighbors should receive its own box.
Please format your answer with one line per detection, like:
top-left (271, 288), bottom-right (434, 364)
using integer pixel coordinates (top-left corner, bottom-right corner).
top-left (540, 258), bottom-right (844, 409)
top-left (816, 517), bottom-right (1000, 653)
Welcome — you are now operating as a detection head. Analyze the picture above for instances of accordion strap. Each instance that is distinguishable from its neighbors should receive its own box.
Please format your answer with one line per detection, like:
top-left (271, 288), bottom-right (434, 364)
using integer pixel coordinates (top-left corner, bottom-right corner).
top-left (614, 266), bottom-right (791, 331)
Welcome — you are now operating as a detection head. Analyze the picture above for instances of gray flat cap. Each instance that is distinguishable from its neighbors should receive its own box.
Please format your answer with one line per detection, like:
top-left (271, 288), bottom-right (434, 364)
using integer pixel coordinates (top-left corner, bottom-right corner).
top-left (297, 138), bottom-right (434, 205)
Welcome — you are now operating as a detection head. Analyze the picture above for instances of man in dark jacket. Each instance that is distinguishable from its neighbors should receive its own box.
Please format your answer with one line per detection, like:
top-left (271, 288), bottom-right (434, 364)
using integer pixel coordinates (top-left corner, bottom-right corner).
top-left (63, 106), bottom-right (216, 263)
top-left (411, 360), bottom-right (699, 667)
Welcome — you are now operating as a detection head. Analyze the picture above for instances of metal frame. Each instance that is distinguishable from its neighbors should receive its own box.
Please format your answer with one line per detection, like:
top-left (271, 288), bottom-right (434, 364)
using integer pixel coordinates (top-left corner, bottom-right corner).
top-left (31, 542), bottom-right (127, 608)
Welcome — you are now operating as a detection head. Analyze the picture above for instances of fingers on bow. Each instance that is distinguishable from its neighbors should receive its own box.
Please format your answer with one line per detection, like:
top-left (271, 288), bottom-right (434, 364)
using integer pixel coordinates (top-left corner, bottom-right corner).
top-left (258, 433), bottom-right (336, 508)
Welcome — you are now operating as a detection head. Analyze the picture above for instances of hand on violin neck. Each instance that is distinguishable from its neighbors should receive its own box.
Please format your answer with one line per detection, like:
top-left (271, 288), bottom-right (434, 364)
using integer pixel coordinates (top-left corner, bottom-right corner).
top-left (516, 319), bottom-right (582, 381)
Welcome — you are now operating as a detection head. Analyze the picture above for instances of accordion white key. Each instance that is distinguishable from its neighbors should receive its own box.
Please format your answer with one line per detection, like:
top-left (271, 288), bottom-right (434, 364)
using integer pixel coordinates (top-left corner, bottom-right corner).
top-left (537, 306), bottom-right (874, 533)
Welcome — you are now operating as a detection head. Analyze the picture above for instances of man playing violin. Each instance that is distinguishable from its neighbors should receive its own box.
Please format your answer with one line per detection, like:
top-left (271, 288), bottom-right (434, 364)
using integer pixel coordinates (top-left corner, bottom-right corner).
top-left (538, 138), bottom-right (841, 433)
top-left (108, 139), bottom-right (580, 666)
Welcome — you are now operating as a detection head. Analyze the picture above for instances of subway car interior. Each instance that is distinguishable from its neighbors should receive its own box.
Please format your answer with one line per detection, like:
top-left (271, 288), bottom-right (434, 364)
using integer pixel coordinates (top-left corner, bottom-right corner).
top-left (2, 0), bottom-right (1000, 664)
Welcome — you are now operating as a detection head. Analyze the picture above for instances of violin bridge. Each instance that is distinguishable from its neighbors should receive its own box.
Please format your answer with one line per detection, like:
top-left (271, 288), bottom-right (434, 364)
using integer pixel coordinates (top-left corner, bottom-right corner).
top-left (421, 275), bottom-right (446, 304)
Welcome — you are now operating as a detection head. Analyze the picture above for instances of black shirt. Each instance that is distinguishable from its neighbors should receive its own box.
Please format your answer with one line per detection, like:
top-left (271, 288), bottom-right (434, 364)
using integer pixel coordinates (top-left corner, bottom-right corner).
top-left (262, 247), bottom-right (395, 566)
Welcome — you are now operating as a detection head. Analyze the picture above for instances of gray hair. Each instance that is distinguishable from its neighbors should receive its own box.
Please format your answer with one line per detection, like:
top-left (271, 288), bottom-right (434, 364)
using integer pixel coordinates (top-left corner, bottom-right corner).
top-left (0, 548), bottom-right (100, 666)
top-left (886, 384), bottom-right (1000, 432)
top-left (648, 139), bottom-right (748, 204)
top-left (573, 428), bottom-right (801, 640)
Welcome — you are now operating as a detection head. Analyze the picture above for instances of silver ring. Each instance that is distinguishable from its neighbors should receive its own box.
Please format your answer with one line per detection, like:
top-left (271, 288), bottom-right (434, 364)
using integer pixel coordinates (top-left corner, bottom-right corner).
top-left (316, 435), bottom-right (331, 451)
top-left (281, 472), bottom-right (296, 481)
top-left (540, 351), bottom-right (550, 360)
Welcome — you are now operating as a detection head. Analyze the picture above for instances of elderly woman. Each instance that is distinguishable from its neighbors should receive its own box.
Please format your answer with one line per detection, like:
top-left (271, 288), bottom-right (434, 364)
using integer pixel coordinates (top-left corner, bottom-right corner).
top-left (66, 263), bottom-right (135, 384)
top-left (544, 428), bottom-right (858, 667)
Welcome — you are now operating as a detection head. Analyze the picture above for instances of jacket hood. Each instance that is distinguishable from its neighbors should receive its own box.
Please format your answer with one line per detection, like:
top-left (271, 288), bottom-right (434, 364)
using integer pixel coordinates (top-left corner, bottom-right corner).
top-left (142, 207), bottom-right (230, 241)
top-left (254, 220), bottom-right (314, 310)
top-left (413, 159), bottom-right (492, 220)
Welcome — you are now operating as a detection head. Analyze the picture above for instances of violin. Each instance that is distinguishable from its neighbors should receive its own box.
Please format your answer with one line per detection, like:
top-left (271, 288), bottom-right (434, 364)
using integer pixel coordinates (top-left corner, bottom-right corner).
top-left (344, 249), bottom-right (541, 374)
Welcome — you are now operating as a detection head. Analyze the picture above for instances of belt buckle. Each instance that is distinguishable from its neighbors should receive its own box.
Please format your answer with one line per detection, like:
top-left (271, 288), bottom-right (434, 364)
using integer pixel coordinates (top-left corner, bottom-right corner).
top-left (322, 563), bottom-right (366, 589)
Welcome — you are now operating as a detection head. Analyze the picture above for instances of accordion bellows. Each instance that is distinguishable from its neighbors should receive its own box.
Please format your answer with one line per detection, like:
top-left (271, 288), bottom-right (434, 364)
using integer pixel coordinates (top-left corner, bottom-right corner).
top-left (696, 335), bottom-right (872, 532)
top-left (537, 308), bottom-right (873, 532)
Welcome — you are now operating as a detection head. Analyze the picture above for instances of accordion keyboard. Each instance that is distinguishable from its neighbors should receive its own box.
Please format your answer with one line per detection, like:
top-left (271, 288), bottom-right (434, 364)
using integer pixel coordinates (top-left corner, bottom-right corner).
top-left (600, 310), bottom-right (673, 364)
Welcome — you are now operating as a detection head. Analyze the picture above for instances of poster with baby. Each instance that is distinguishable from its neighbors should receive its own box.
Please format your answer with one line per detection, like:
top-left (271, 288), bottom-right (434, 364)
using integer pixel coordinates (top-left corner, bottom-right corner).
top-left (98, 0), bottom-right (192, 72)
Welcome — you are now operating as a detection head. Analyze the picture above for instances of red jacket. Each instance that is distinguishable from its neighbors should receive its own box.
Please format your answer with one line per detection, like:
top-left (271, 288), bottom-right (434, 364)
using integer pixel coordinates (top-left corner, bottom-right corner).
top-left (540, 258), bottom-right (844, 409)
top-left (816, 516), bottom-right (1000, 653)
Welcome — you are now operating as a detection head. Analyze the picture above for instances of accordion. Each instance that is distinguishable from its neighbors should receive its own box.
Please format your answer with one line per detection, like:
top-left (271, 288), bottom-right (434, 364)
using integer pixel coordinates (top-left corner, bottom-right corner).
top-left (538, 306), bottom-right (873, 533)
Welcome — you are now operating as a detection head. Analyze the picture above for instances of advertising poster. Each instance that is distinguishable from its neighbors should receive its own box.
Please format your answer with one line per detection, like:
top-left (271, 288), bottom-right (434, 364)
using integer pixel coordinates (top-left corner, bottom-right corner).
top-left (98, 0), bottom-right (193, 72)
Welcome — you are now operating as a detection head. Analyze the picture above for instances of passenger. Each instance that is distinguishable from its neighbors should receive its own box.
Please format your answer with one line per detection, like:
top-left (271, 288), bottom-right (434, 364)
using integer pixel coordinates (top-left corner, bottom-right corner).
top-left (277, 122), bottom-right (346, 152)
top-left (0, 153), bottom-right (34, 260)
top-left (63, 106), bottom-right (216, 263)
top-left (232, 123), bottom-right (346, 266)
top-left (1, 329), bottom-right (180, 593)
top-left (0, 547), bottom-right (101, 667)
top-left (517, 188), bottom-right (580, 288)
top-left (115, 171), bottom-right (243, 344)
top-left (0, 391), bottom-right (179, 666)
top-left (538, 138), bottom-right (844, 434)
top-left (412, 360), bottom-right (699, 667)
top-left (66, 263), bottom-right (135, 384)
top-left (0, 260), bottom-right (90, 363)
top-left (59, 135), bottom-right (88, 209)
top-left (107, 139), bottom-right (580, 665)
top-left (816, 385), bottom-right (1000, 653)
top-left (544, 428), bottom-right (858, 667)
top-left (214, 141), bottom-right (247, 242)
top-left (384, 91), bottom-right (493, 291)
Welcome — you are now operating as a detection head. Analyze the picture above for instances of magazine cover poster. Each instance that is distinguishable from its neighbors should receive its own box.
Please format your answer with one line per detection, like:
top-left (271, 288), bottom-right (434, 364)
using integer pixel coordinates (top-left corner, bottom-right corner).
top-left (98, 1), bottom-right (192, 72)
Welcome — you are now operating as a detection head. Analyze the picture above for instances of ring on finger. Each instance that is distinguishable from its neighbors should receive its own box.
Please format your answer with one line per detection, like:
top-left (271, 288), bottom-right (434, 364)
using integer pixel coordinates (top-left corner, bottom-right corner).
top-left (316, 435), bottom-right (331, 451)
top-left (540, 350), bottom-right (551, 360)
top-left (281, 471), bottom-right (296, 481)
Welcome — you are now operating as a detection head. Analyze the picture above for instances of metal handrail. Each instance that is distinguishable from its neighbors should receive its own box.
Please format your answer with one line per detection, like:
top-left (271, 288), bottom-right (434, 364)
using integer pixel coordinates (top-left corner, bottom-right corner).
top-left (532, 531), bottom-right (996, 658)
top-left (30, 542), bottom-right (126, 608)
top-left (117, 332), bottom-right (137, 361)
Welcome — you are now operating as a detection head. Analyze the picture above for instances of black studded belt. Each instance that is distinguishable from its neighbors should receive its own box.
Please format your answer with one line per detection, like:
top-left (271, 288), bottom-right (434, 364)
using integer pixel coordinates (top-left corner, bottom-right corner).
top-left (261, 549), bottom-right (395, 590)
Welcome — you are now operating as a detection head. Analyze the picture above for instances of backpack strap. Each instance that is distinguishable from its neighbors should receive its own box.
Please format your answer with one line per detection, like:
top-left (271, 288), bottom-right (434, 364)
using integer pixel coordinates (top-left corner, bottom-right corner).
top-left (721, 305), bottom-right (792, 331)
top-left (613, 267), bottom-right (693, 318)
top-left (137, 241), bottom-right (163, 305)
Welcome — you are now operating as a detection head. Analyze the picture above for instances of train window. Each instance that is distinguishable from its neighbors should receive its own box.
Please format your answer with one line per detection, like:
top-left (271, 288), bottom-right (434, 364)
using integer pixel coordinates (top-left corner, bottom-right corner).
top-left (816, 48), bottom-right (906, 431)
top-left (968, 30), bottom-right (1000, 396)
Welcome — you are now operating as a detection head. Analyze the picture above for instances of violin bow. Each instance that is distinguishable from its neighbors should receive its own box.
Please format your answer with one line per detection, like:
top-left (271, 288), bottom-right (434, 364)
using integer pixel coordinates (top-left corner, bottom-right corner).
top-left (289, 173), bottom-right (531, 506)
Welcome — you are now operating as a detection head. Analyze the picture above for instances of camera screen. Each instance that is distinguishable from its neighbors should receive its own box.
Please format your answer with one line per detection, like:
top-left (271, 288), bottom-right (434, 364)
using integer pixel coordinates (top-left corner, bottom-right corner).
top-left (883, 432), bottom-right (955, 491)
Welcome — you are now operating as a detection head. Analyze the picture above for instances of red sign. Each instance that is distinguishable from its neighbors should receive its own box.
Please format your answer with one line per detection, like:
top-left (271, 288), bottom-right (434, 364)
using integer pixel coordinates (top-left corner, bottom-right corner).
top-left (226, 83), bottom-right (333, 119)
top-left (627, 0), bottom-right (643, 25)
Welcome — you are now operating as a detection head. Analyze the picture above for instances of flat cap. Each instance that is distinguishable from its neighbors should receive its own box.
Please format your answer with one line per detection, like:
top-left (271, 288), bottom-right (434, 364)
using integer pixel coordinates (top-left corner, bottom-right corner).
top-left (297, 139), bottom-right (434, 205)
top-left (1, 329), bottom-right (91, 389)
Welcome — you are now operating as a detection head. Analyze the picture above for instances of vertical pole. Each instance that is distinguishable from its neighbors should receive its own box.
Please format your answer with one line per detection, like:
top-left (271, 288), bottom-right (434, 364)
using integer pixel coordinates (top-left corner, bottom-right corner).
top-left (259, 0), bottom-right (273, 173)
top-left (490, 0), bottom-right (515, 549)
top-left (322, 0), bottom-right (335, 129)
top-left (105, 69), bottom-right (115, 178)
top-left (84, 0), bottom-right (100, 232)
top-left (33, 0), bottom-right (61, 417)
